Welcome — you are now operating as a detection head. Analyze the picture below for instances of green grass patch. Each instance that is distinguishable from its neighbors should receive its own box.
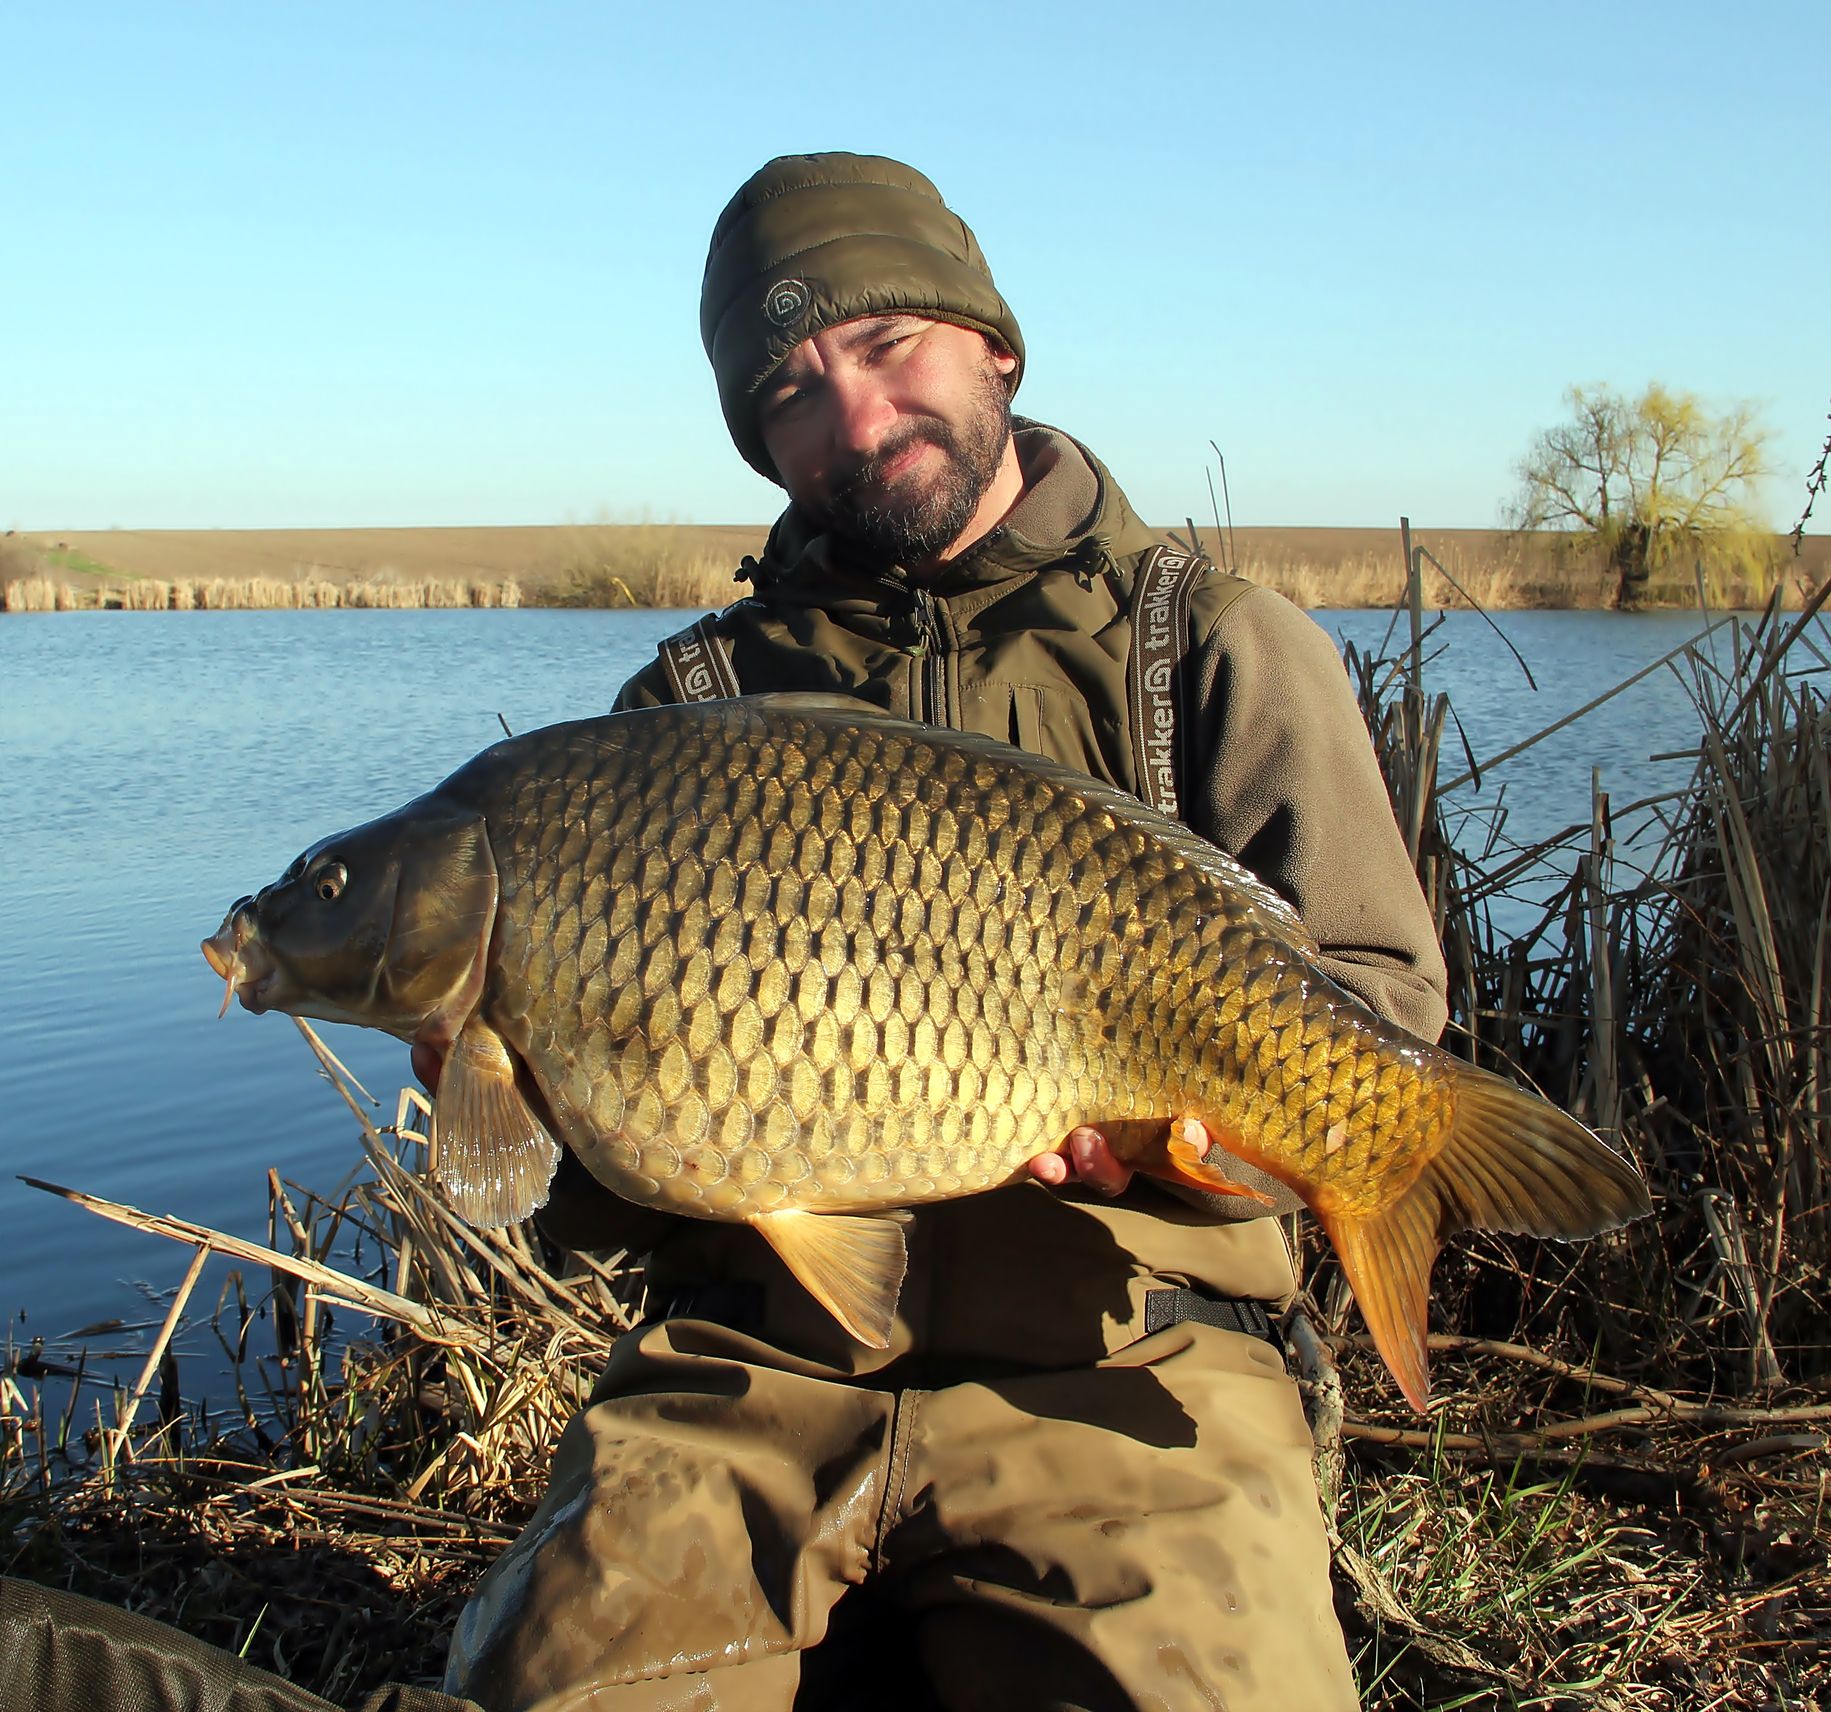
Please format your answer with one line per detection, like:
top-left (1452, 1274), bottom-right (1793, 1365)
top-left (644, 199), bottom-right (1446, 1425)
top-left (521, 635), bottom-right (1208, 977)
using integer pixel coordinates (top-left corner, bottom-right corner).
top-left (43, 547), bottom-right (119, 580)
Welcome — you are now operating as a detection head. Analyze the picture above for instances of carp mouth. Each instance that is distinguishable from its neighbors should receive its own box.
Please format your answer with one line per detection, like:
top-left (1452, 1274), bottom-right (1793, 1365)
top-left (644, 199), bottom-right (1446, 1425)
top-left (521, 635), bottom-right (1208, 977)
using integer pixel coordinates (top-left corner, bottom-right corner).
top-left (201, 900), bottom-right (280, 1017)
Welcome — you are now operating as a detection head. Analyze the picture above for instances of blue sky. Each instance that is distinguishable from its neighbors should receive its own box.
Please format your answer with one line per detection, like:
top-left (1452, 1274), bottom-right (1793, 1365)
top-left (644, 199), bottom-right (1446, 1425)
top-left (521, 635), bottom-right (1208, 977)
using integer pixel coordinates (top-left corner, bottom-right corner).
top-left (3, 1), bottom-right (1824, 533)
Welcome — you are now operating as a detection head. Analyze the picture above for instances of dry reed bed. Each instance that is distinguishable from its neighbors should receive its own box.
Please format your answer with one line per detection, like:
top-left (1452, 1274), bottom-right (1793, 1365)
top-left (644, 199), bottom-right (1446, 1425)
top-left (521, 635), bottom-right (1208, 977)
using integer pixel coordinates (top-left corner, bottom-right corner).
top-left (549, 530), bottom-right (1810, 614)
top-left (9, 522), bottom-right (1820, 615)
top-left (2, 576), bottom-right (523, 612)
top-left (1316, 584), bottom-right (1831, 1704)
top-left (6, 599), bottom-right (1831, 1707)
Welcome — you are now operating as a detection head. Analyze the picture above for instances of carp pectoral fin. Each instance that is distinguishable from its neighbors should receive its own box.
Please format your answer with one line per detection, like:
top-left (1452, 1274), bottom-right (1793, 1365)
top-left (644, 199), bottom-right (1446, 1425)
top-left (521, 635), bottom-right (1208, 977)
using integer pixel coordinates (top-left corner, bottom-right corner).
top-left (432, 1018), bottom-right (560, 1227)
top-left (1144, 1118), bottom-right (1279, 1205)
top-left (1319, 1199), bottom-right (1438, 1414)
top-left (749, 1209), bottom-right (910, 1349)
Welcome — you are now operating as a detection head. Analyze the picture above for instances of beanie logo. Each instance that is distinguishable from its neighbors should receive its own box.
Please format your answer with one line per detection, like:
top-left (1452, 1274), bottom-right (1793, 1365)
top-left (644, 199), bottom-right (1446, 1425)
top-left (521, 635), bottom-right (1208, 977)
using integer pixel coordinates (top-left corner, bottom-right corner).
top-left (763, 278), bottom-right (811, 329)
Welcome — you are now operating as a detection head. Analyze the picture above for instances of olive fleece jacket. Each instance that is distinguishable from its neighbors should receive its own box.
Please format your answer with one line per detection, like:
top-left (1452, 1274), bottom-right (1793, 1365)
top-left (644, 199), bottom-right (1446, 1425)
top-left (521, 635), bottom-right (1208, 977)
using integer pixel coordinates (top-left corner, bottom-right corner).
top-left (531, 422), bottom-right (1449, 1271)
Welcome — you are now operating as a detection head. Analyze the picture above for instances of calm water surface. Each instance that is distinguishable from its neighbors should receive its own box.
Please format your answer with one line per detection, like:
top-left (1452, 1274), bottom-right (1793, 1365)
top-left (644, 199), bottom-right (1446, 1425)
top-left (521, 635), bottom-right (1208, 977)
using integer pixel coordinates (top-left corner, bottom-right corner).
top-left (0, 605), bottom-right (1757, 1386)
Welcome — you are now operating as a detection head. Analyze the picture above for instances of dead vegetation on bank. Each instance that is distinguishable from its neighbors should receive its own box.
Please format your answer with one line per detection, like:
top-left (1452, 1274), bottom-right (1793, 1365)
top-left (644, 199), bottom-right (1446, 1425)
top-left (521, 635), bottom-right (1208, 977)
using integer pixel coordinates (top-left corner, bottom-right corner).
top-left (1311, 575), bottom-right (1831, 1706)
top-left (5, 521), bottom-right (1826, 615)
top-left (4, 576), bottom-right (1830, 1709)
top-left (0, 574), bottom-right (523, 612)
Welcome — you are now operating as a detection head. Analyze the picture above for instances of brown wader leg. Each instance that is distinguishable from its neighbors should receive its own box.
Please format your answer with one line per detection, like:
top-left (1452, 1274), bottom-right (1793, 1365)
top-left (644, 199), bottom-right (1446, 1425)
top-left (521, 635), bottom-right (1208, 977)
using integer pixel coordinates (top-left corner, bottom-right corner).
top-left (447, 1319), bottom-right (900, 1712)
top-left (0, 1575), bottom-right (480, 1712)
top-left (448, 1317), bottom-right (1355, 1712)
top-left (884, 1323), bottom-right (1357, 1712)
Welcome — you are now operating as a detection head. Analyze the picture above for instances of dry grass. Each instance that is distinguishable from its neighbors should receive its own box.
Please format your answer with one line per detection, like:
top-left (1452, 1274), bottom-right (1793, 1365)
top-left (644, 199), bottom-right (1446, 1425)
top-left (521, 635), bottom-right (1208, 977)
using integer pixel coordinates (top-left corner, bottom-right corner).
top-left (547, 521), bottom-right (739, 610)
top-left (2, 574), bottom-right (523, 612)
top-left (3, 523), bottom-right (765, 612)
top-left (6, 592), bottom-right (1831, 1706)
top-left (8, 523), bottom-right (1826, 615)
top-left (3, 1027), bottom-right (637, 1698)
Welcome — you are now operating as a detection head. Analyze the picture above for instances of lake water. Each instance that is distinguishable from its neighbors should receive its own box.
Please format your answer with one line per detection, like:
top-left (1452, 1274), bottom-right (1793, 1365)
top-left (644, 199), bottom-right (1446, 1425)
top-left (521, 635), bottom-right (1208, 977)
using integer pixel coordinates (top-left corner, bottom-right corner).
top-left (0, 605), bottom-right (1758, 1400)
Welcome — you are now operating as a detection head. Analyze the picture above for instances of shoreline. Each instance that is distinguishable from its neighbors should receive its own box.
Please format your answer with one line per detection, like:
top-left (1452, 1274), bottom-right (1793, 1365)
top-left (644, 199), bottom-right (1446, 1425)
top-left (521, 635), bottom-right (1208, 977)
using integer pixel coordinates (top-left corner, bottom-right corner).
top-left (5, 521), bottom-right (1826, 614)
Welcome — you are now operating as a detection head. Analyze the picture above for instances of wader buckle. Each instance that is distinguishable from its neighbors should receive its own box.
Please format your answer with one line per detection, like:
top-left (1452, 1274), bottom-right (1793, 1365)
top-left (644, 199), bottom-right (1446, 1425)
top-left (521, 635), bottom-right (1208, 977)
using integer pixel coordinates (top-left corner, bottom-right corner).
top-left (1143, 1287), bottom-right (1282, 1348)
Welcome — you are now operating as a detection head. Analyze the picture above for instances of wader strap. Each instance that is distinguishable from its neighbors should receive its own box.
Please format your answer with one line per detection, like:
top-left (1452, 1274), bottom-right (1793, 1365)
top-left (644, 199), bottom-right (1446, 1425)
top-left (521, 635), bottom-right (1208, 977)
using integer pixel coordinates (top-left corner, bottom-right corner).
top-left (1143, 1287), bottom-right (1282, 1348)
top-left (658, 616), bottom-right (742, 702)
top-left (1126, 546), bottom-right (1209, 819)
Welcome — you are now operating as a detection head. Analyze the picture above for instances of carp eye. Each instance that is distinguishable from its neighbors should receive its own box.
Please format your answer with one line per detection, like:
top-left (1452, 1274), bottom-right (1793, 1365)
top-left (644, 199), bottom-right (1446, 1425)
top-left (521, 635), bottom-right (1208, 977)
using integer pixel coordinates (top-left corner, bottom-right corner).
top-left (314, 862), bottom-right (348, 903)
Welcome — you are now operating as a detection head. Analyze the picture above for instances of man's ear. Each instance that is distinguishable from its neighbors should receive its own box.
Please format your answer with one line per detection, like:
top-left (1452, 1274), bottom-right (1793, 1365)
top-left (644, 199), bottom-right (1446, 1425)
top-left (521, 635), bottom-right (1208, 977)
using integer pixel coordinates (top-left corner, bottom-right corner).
top-left (988, 339), bottom-right (1019, 379)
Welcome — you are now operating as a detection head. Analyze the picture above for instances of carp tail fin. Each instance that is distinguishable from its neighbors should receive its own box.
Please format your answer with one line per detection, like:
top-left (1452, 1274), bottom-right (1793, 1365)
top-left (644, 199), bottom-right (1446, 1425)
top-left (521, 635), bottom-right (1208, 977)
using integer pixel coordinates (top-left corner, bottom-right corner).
top-left (1427, 1065), bottom-right (1653, 1241)
top-left (1319, 1195), bottom-right (1440, 1414)
top-left (1322, 1063), bottom-right (1652, 1413)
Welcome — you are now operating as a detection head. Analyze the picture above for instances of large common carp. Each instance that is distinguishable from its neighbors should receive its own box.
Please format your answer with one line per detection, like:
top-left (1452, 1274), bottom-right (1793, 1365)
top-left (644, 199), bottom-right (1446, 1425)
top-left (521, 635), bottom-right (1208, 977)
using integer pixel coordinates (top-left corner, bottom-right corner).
top-left (202, 695), bottom-right (1649, 1408)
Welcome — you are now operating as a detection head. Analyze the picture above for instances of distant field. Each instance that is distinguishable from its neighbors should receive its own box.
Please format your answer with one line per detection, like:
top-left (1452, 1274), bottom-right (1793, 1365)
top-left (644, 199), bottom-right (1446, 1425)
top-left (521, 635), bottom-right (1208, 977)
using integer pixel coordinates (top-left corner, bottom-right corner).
top-left (4, 524), bottom-right (765, 602)
top-left (4, 522), bottom-right (1825, 612)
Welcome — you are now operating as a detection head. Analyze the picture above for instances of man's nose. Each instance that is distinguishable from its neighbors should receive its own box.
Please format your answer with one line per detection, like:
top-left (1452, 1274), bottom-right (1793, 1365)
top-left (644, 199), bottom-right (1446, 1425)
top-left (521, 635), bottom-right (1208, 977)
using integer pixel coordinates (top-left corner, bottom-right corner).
top-left (825, 369), bottom-right (896, 457)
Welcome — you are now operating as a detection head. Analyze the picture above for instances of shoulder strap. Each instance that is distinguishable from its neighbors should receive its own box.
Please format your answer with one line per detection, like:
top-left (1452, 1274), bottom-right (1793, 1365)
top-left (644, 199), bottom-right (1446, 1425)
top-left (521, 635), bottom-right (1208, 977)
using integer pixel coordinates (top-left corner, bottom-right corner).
top-left (658, 614), bottom-right (742, 702)
top-left (1126, 546), bottom-right (1208, 820)
top-left (1125, 546), bottom-right (1255, 821)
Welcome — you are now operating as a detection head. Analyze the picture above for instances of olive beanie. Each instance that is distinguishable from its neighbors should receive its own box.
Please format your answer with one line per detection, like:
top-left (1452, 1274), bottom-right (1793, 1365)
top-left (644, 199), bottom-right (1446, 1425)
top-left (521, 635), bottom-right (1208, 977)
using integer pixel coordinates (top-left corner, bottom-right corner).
top-left (700, 152), bottom-right (1025, 481)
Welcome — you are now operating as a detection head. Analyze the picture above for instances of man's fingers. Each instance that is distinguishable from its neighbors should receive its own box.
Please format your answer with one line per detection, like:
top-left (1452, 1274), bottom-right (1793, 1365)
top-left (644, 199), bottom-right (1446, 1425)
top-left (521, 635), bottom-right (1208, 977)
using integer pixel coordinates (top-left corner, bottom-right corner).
top-left (1026, 1126), bottom-right (1132, 1195)
top-left (1027, 1151), bottom-right (1070, 1186)
top-left (1070, 1126), bottom-right (1133, 1195)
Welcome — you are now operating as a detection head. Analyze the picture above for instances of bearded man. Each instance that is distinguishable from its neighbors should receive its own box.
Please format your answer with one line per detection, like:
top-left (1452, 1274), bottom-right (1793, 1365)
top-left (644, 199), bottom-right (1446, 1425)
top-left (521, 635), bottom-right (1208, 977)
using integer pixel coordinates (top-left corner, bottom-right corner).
top-left (442, 154), bottom-right (1448, 1712)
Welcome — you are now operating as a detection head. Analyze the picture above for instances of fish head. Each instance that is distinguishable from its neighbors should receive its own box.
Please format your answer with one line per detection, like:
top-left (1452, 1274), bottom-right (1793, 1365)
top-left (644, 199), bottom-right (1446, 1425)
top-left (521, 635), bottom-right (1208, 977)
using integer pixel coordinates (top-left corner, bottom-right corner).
top-left (201, 794), bottom-right (499, 1046)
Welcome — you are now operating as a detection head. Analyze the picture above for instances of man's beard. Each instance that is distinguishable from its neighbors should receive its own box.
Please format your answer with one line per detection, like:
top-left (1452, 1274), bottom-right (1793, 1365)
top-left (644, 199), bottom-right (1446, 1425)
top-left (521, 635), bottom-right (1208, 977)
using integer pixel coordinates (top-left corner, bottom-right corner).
top-left (818, 361), bottom-right (1013, 568)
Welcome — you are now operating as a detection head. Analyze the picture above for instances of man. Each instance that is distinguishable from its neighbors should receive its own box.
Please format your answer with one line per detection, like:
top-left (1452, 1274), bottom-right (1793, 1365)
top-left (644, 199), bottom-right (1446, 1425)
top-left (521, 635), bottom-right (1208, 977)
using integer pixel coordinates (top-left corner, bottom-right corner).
top-left (444, 153), bottom-right (1448, 1711)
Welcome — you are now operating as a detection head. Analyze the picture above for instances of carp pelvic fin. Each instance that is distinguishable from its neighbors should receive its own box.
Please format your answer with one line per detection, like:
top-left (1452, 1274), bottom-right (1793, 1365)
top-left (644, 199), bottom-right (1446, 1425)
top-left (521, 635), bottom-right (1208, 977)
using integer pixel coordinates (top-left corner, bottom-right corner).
top-left (748, 1209), bottom-right (910, 1349)
top-left (1146, 1117), bottom-right (1279, 1205)
top-left (432, 1018), bottom-right (560, 1227)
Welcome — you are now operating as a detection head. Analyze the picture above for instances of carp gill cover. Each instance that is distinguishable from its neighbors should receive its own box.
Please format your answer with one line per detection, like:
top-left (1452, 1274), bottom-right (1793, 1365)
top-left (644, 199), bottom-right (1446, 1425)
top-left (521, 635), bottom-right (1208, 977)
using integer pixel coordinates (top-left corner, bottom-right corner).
top-left (202, 695), bottom-right (1650, 1408)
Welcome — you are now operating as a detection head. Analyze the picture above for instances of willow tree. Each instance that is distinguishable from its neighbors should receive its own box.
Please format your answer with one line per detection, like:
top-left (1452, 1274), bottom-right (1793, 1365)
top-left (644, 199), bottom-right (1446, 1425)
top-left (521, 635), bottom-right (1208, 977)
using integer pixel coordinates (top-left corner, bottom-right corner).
top-left (1512, 383), bottom-right (1772, 607)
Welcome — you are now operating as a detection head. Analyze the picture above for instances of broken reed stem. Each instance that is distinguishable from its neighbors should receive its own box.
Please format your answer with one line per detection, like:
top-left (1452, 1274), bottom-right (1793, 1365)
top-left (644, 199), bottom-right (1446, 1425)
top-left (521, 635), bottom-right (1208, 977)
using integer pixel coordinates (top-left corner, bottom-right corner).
top-left (1285, 1306), bottom-right (1346, 1521)
top-left (1586, 772), bottom-right (1618, 1126)
top-left (1330, 1331), bottom-right (1680, 1406)
top-left (1345, 1398), bottom-right (1831, 1454)
top-left (1697, 1189), bottom-right (1786, 1389)
top-left (103, 1241), bottom-right (212, 1479)
top-left (20, 1177), bottom-right (459, 1344)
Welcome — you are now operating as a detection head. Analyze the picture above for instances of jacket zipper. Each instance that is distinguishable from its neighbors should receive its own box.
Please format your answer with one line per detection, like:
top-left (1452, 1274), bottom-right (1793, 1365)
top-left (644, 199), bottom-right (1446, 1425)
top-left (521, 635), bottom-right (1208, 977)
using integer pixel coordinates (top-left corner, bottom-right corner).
top-left (907, 587), bottom-right (946, 727)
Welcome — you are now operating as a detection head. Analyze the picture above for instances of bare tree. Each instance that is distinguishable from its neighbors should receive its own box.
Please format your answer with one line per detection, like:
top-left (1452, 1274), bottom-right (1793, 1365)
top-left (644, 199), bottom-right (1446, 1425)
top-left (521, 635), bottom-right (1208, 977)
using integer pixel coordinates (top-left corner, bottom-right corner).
top-left (1512, 383), bottom-right (1771, 607)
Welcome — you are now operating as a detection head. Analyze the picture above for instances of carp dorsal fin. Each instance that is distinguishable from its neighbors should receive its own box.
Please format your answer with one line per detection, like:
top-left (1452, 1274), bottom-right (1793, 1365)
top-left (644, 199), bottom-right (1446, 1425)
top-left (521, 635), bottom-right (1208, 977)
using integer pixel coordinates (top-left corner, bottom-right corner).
top-left (432, 1017), bottom-right (560, 1226)
top-left (738, 691), bottom-right (880, 718)
top-left (747, 1208), bottom-right (910, 1348)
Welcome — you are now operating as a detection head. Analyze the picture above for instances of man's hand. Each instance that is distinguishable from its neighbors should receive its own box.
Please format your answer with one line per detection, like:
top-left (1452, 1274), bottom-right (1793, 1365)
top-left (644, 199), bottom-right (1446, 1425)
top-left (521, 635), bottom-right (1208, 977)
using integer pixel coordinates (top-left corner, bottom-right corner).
top-left (1027, 1126), bottom-right (1137, 1196)
top-left (1029, 1119), bottom-right (1232, 1200)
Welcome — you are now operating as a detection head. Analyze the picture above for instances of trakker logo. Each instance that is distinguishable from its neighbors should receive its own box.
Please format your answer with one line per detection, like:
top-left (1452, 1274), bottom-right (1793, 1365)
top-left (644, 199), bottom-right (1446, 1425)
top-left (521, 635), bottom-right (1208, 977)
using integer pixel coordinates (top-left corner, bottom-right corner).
top-left (764, 278), bottom-right (811, 328)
